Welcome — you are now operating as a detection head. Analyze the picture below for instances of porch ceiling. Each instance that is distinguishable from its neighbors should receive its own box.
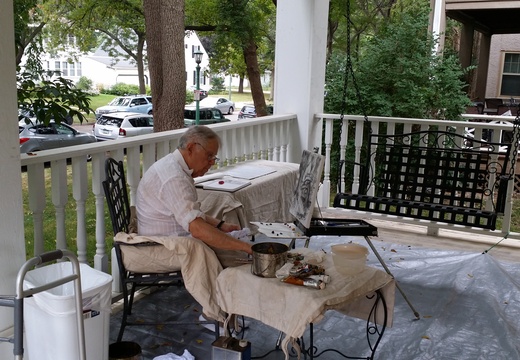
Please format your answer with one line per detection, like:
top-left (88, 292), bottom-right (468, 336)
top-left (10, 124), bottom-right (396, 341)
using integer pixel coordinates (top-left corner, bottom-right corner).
top-left (446, 1), bottom-right (520, 35)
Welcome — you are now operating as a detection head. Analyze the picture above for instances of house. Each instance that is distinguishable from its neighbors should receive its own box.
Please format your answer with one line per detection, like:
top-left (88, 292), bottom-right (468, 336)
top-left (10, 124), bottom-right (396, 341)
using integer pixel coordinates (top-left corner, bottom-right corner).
top-left (38, 32), bottom-right (211, 92)
top-left (487, 34), bottom-right (520, 99)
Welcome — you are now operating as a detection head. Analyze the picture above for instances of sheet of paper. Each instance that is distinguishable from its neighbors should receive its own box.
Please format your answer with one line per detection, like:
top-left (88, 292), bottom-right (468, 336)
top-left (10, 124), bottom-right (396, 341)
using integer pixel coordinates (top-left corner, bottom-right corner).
top-left (200, 178), bottom-right (251, 192)
top-left (224, 165), bottom-right (277, 180)
top-left (194, 172), bottom-right (226, 185)
top-left (251, 221), bottom-right (307, 239)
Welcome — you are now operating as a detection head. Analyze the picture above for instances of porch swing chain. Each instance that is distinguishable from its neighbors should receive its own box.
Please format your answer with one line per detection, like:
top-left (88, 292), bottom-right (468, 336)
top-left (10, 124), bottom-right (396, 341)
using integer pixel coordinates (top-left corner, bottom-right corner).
top-left (337, 0), bottom-right (370, 192)
top-left (507, 111), bottom-right (520, 181)
top-left (483, 111), bottom-right (520, 254)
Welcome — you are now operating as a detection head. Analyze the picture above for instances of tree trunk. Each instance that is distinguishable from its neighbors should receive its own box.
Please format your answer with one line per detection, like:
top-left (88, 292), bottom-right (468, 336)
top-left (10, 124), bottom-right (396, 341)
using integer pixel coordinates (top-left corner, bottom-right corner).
top-left (238, 75), bottom-right (244, 93)
top-left (243, 40), bottom-right (267, 116)
top-left (136, 35), bottom-right (147, 95)
top-left (143, 0), bottom-right (186, 131)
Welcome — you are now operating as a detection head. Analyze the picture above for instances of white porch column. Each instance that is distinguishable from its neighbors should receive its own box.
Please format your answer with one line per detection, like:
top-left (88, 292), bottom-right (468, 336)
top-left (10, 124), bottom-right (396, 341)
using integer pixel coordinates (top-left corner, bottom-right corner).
top-left (274, 0), bottom-right (329, 163)
top-left (0, 0), bottom-right (28, 356)
top-left (429, 0), bottom-right (446, 54)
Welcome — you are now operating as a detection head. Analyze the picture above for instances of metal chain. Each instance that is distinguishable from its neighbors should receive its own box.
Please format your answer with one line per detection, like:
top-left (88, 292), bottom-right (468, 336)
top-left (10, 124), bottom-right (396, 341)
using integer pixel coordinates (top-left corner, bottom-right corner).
top-left (507, 109), bottom-right (520, 179)
top-left (337, 0), bottom-right (371, 193)
top-left (340, 0), bottom-right (369, 124)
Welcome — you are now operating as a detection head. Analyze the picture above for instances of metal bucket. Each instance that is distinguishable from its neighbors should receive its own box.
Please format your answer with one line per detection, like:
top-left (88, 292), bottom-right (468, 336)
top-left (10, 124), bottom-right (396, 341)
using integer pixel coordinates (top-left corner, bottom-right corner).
top-left (109, 342), bottom-right (142, 360)
top-left (251, 242), bottom-right (288, 278)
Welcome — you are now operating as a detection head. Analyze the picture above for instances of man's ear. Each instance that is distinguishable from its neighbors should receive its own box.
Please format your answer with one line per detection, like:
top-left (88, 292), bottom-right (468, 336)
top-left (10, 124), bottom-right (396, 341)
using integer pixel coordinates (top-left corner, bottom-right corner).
top-left (186, 142), bottom-right (196, 155)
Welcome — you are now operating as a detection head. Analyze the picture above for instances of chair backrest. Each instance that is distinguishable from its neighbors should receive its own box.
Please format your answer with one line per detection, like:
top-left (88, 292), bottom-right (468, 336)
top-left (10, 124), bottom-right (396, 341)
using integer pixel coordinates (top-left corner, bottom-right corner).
top-left (102, 158), bottom-right (131, 235)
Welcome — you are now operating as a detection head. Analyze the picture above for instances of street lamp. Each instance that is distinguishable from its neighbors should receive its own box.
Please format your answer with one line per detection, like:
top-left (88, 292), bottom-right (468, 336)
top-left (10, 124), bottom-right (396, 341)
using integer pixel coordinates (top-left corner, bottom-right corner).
top-left (194, 49), bottom-right (203, 125)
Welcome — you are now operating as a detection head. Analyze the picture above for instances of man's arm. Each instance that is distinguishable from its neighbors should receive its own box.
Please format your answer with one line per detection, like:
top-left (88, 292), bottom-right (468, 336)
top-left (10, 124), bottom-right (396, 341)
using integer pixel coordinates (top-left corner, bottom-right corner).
top-left (189, 217), bottom-right (252, 254)
top-left (204, 215), bottom-right (240, 233)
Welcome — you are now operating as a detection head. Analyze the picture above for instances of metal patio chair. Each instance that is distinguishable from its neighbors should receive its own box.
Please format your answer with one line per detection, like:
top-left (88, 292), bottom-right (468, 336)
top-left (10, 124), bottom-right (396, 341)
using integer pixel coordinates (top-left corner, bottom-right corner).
top-left (102, 157), bottom-right (218, 342)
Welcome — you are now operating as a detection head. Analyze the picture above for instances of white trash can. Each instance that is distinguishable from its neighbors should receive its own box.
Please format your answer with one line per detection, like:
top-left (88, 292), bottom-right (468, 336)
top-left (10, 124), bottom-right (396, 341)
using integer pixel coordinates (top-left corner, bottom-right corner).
top-left (23, 262), bottom-right (112, 360)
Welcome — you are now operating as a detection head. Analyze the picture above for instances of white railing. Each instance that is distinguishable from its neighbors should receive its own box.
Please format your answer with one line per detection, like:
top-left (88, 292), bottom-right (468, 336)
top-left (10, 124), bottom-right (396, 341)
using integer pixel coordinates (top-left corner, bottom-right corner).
top-left (20, 112), bottom-right (520, 274)
top-left (20, 114), bottom-right (299, 273)
top-left (315, 113), bottom-right (519, 238)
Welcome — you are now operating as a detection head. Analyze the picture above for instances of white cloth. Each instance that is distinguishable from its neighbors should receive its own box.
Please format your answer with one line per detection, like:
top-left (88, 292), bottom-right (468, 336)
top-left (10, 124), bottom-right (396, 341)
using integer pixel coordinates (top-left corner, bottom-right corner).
top-left (115, 232), bottom-right (226, 321)
top-left (216, 255), bottom-right (395, 339)
top-left (153, 349), bottom-right (195, 360)
top-left (136, 150), bottom-right (205, 236)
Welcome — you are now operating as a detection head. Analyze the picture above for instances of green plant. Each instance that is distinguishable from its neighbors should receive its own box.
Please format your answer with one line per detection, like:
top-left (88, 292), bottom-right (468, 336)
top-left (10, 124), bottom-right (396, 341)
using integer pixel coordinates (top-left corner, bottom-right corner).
top-left (186, 90), bottom-right (194, 104)
top-left (107, 83), bottom-right (141, 96)
top-left (210, 76), bottom-right (226, 93)
top-left (76, 76), bottom-right (93, 91)
top-left (17, 70), bottom-right (93, 124)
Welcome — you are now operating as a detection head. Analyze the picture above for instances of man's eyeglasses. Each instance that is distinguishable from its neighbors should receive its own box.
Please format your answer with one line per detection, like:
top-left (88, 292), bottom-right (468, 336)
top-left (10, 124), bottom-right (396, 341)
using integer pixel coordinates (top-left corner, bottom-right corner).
top-left (195, 143), bottom-right (220, 162)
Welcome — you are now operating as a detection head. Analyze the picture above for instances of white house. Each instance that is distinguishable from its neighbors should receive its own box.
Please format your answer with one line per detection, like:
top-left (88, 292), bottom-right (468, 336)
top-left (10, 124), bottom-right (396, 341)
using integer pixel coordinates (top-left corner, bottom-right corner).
top-left (38, 32), bottom-right (211, 92)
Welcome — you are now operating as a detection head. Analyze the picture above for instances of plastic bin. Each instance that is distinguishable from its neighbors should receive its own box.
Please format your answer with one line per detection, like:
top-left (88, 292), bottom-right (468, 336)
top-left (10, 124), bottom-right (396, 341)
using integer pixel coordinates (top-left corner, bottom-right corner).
top-left (23, 262), bottom-right (112, 360)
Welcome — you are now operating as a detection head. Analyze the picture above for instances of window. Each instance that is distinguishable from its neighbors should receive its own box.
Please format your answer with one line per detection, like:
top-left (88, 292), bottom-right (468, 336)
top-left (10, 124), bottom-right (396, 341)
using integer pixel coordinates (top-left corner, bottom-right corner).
top-left (76, 62), bottom-right (82, 77)
top-left (55, 61), bottom-right (61, 73)
top-left (69, 63), bottom-right (75, 77)
top-left (62, 62), bottom-right (68, 76)
top-left (500, 53), bottom-right (520, 96)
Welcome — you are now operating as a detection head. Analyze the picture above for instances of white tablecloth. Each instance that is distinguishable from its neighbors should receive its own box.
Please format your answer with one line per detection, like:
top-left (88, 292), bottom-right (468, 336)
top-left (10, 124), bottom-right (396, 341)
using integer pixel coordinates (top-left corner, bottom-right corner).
top-left (198, 160), bottom-right (300, 228)
top-left (216, 254), bottom-right (395, 339)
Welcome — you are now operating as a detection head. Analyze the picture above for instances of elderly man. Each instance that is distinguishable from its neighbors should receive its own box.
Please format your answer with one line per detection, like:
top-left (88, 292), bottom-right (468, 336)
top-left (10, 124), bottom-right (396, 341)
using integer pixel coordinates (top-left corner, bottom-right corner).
top-left (133, 125), bottom-right (252, 323)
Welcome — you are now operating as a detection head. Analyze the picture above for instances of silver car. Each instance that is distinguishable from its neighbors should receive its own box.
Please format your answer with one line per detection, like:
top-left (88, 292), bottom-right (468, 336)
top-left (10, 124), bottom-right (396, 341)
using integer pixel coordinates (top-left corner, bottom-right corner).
top-left (198, 97), bottom-right (235, 115)
top-left (19, 120), bottom-right (96, 153)
top-left (95, 95), bottom-right (153, 119)
top-left (92, 112), bottom-right (154, 141)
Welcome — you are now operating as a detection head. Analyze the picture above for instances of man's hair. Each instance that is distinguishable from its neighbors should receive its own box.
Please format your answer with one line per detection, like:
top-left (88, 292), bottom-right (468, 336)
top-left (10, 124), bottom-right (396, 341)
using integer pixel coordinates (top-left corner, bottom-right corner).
top-left (178, 125), bottom-right (221, 149)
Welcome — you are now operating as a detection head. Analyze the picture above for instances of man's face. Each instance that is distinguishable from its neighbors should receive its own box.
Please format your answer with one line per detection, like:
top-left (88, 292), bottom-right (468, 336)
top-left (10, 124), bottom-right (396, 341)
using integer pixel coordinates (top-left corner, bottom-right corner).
top-left (189, 138), bottom-right (219, 177)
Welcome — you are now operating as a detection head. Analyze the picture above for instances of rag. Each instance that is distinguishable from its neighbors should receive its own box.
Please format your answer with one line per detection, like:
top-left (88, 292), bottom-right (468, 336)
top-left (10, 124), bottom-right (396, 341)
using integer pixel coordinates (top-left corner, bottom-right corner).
top-left (153, 349), bottom-right (195, 360)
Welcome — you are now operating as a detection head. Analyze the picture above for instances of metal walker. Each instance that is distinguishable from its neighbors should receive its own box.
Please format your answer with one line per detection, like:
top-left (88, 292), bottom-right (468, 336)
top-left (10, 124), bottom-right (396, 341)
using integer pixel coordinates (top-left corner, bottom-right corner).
top-left (0, 249), bottom-right (86, 360)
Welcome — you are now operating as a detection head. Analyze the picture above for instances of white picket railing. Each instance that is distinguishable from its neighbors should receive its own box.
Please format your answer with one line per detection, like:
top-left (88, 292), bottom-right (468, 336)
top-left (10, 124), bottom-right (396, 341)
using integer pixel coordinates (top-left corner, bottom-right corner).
top-left (19, 112), bottom-right (520, 273)
top-left (20, 114), bottom-right (298, 273)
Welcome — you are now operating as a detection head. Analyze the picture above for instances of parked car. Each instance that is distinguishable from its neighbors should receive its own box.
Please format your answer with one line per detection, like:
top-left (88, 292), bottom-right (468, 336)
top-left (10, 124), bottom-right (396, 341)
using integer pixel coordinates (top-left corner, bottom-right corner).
top-left (184, 106), bottom-right (231, 126)
top-left (18, 107), bottom-right (74, 125)
top-left (198, 97), bottom-right (235, 115)
top-left (187, 86), bottom-right (208, 100)
top-left (19, 120), bottom-right (96, 153)
top-left (92, 112), bottom-right (154, 141)
top-left (95, 95), bottom-right (153, 119)
top-left (237, 104), bottom-right (274, 119)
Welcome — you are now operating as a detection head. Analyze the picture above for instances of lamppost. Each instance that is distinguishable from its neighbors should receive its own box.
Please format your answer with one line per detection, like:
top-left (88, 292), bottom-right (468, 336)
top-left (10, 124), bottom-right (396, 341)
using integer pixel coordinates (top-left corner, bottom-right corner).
top-left (194, 49), bottom-right (203, 125)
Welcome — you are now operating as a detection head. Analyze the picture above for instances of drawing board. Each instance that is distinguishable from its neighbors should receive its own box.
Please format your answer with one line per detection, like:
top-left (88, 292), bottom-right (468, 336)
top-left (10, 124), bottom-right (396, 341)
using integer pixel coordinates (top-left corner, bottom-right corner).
top-left (289, 150), bottom-right (325, 229)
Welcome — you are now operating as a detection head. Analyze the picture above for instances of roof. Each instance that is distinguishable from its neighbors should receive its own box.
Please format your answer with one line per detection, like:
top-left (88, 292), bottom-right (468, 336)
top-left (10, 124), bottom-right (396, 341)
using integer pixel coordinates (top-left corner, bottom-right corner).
top-left (446, 1), bottom-right (520, 35)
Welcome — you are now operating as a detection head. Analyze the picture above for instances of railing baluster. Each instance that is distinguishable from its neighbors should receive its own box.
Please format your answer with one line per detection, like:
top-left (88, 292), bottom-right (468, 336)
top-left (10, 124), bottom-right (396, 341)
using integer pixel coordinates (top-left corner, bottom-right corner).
top-left (72, 156), bottom-right (89, 264)
top-left (51, 159), bottom-right (68, 251)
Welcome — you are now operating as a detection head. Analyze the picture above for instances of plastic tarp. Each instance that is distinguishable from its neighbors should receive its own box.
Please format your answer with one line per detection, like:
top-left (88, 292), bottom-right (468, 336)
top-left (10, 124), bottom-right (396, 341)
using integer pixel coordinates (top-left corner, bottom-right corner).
top-left (309, 235), bottom-right (520, 360)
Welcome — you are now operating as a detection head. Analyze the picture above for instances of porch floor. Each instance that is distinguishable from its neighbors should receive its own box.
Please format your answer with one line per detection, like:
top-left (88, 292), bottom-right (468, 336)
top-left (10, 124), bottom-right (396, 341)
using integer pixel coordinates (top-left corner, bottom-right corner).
top-left (109, 212), bottom-right (520, 359)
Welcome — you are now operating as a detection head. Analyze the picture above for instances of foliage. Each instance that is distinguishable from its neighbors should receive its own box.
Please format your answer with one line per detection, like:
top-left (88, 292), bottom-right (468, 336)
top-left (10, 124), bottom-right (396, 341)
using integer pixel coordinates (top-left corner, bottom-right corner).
top-left (325, 4), bottom-right (471, 120)
top-left (42, 0), bottom-right (148, 94)
top-left (102, 83), bottom-right (151, 96)
top-left (210, 76), bottom-right (226, 93)
top-left (324, 3), bottom-right (472, 189)
top-left (13, 0), bottom-right (45, 67)
top-left (185, 0), bottom-right (275, 114)
top-left (17, 71), bottom-right (93, 124)
top-left (186, 90), bottom-right (194, 104)
top-left (76, 76), bottom-right (93, 91)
